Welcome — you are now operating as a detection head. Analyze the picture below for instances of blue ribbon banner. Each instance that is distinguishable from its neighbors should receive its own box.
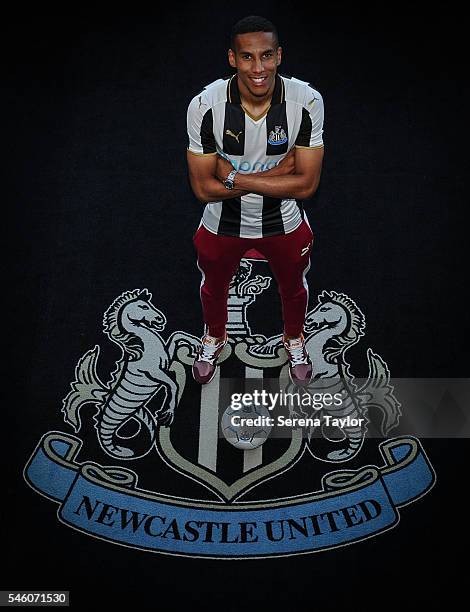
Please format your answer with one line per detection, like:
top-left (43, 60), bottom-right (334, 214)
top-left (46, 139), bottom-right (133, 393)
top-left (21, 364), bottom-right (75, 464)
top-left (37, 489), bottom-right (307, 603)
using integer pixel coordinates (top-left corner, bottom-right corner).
top-left (24, 432), bottom-right (435, 558)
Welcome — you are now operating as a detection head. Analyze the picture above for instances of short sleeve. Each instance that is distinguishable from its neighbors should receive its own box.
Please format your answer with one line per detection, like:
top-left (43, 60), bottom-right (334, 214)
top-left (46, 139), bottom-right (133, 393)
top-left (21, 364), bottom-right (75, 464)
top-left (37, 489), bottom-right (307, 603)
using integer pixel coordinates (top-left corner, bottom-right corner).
top-left (295, 88), bottom-right (324, 149)
top-left (187, 94), bottom-right (217, 156)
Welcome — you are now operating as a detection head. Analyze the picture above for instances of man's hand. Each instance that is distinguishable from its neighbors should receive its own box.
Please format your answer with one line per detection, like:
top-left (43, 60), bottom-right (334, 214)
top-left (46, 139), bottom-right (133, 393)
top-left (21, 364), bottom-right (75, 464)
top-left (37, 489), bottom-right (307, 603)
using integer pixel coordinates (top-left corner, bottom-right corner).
top-left (264, 149), bottom-right (296, 176)
top-left (233, 146), bottom-right (324, 200)
top-left (216, 156), bottom-right (235, 181)
top-left (215, 149), bottom-right (296, 183)
top-left (187, 151), bottom-right (248, 202)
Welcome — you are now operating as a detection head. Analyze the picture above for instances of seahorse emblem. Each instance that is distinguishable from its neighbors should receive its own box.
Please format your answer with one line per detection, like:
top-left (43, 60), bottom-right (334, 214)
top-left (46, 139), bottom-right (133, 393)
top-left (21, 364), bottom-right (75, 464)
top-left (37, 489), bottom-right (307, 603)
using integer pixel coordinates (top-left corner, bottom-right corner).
top-left (298, 291), bottom-right (401, 461)
top-left (62, 288), bottom-right (200, 460)
top-left (226, 129), bottom-right (243, 143)
top-left (235, 290), bottom-right (402, 463)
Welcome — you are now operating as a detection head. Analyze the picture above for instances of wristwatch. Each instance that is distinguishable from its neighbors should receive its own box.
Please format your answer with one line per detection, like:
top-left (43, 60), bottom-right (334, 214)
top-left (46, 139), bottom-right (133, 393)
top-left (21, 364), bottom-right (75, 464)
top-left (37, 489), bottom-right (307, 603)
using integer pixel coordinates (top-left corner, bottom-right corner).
top-left (223, 169), bottom-right (238, 190)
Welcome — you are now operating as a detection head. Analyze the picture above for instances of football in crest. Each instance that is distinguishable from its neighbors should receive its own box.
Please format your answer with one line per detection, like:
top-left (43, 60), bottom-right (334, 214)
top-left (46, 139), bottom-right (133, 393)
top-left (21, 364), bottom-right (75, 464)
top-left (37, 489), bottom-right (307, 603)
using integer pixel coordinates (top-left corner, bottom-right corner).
top-left (221, 402), bottom-right (272, 450)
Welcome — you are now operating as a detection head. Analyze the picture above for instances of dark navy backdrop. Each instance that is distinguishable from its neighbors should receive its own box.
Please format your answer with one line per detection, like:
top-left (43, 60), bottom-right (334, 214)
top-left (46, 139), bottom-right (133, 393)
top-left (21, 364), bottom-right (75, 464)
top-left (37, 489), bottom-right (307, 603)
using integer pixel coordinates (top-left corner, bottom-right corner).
top-left (7, 7), bottom-right (467, 609)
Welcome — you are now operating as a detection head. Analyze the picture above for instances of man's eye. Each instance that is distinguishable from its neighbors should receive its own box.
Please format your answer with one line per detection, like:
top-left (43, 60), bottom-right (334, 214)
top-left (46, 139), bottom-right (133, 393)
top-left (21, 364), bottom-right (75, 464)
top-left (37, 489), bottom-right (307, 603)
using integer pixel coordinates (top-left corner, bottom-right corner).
top-left (263, 53), bottom-right (273, 58)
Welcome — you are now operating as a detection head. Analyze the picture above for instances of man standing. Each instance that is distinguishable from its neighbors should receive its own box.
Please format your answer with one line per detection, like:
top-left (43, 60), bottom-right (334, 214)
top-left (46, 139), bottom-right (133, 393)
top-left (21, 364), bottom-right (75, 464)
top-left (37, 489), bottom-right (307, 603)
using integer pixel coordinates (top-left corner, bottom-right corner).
top-left (187, 15), bottom-right (324, 386)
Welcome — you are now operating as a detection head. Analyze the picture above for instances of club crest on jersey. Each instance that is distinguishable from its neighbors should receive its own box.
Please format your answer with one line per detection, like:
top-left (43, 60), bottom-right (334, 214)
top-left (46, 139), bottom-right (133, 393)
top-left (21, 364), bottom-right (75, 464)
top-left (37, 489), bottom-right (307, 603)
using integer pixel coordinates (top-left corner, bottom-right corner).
top-left (268, 125), bottom-right (288, 146)
top-left (24, 262), bottom-right (435, 559)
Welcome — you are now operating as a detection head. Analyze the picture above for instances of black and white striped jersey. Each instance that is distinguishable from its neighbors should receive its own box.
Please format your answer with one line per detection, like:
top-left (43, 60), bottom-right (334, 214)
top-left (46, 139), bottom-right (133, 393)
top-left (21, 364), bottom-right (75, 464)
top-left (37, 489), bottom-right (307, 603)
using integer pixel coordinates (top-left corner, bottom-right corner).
top-left (187, 73), bottom-right (324, 238)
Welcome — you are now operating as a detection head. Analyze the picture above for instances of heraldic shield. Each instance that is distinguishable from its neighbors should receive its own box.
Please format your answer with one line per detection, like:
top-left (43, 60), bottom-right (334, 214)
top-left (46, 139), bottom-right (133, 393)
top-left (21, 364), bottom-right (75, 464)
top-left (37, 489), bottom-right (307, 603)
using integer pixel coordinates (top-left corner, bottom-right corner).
top-left (157, 255), bottom-right (304, 502)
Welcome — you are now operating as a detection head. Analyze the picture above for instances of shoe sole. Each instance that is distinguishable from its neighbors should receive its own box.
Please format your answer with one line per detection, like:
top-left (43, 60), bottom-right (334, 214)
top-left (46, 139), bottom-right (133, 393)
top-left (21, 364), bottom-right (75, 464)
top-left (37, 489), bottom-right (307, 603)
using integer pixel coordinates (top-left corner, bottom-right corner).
top-left (192, 364), bottom-right (217, 385)
top-left (287, 364), bottom-right (313, 387)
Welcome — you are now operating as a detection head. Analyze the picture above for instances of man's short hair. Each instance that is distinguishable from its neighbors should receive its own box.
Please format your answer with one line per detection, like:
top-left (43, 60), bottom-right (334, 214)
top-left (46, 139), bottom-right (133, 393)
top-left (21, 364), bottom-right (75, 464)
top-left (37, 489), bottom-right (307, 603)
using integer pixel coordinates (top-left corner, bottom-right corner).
top-left (230, 16), bottom-right (279, 50)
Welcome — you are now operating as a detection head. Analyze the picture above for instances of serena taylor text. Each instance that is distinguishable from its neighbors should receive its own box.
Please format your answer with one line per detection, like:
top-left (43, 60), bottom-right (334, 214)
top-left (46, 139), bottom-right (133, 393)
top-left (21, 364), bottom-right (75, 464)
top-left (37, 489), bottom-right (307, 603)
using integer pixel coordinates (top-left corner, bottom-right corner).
top-left (73, 495), bottom-right (382, 544)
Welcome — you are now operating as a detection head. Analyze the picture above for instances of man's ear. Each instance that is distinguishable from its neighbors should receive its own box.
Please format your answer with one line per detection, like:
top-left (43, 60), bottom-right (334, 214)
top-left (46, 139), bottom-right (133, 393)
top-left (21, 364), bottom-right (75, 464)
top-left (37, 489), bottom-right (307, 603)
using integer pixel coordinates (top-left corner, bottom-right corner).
top-left (277, 46), bottom-right (282, 66)
top-left (228, 48), bottom-right (237, 69)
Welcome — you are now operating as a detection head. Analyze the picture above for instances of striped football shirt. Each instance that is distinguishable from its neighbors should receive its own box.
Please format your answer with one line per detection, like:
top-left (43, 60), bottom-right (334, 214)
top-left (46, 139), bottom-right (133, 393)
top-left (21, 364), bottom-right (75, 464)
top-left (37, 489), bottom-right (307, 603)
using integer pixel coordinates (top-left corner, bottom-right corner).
top-left (187, 73), bottom-right (324, 238)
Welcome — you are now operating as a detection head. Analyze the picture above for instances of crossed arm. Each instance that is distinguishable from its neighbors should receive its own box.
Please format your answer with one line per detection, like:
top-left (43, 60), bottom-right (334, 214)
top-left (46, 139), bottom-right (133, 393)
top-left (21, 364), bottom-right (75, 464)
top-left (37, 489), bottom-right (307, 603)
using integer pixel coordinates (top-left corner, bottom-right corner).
top-left (186, 146), bottom-right (324, 203)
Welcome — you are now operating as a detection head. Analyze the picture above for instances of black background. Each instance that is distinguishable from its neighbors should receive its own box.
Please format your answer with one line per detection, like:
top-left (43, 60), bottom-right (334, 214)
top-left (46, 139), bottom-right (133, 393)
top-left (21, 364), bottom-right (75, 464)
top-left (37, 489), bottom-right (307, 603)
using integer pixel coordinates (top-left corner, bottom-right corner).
top-left (6, 6), bottom-right (468, 609)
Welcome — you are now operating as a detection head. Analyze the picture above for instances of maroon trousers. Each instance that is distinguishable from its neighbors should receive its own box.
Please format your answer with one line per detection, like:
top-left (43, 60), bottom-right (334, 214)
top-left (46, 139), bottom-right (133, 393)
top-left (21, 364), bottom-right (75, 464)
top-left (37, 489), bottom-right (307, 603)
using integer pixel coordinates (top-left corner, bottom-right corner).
top-left (193, 220), bottom-right (314, 338)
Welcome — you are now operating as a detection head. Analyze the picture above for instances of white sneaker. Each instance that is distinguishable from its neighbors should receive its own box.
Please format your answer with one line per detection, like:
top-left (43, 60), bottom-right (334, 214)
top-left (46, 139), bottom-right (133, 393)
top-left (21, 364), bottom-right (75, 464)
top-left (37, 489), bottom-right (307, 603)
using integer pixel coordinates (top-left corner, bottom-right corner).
top-left (283, 333), bottom-right (313, 386)
top-left (192, 333), bottom-right (228, 384)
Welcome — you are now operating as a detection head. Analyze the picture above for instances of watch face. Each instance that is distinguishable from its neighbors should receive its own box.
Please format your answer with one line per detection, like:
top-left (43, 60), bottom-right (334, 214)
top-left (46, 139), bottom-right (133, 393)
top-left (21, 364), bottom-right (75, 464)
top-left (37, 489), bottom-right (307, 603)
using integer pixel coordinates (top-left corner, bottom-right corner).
top-left (224, 169), bottom-right (236, 189)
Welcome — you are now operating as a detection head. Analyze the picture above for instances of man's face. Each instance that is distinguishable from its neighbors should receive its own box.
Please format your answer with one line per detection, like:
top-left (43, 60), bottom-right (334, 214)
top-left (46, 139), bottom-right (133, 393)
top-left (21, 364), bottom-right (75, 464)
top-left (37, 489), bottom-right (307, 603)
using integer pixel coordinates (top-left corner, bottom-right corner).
top-left (228, 31), bottom-right (282, 98)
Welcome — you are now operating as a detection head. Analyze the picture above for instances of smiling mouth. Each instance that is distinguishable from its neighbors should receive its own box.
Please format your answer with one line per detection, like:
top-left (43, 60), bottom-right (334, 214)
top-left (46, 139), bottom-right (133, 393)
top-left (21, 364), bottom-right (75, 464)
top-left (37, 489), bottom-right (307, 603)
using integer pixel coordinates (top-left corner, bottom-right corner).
top-left (249, 76), bottom-right (268, 86)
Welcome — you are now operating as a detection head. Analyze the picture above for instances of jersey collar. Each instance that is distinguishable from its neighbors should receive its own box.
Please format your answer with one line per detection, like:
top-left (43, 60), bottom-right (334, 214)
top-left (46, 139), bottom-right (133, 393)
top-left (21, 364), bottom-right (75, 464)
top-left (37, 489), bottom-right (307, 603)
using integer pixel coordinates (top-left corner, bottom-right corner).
top-left (227, 73), bottom-right (285, 106)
